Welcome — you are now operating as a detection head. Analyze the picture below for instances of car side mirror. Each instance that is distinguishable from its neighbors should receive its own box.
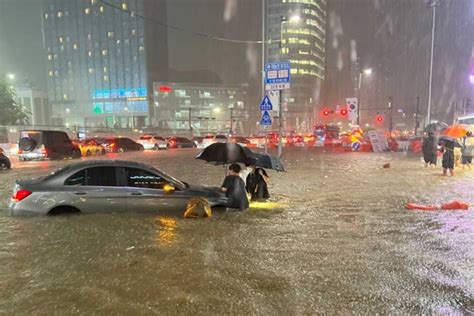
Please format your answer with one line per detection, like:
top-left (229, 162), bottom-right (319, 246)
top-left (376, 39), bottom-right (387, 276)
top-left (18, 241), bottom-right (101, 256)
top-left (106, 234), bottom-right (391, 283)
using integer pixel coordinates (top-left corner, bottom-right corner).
top-left (163, 183), bottom-right (175, 193)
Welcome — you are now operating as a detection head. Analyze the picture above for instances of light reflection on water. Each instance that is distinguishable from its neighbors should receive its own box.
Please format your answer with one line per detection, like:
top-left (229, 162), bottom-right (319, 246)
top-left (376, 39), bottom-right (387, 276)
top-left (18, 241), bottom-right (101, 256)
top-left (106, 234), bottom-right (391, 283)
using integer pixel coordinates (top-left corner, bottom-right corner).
top-left (155, 217), bottom-right (178, 246)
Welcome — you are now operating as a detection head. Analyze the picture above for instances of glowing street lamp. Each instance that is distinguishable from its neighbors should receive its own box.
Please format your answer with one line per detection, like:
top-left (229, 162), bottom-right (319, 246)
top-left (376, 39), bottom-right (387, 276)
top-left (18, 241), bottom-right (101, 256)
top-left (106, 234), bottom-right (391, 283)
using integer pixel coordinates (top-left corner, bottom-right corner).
top-left (213, 107), bottom-right (221, 113)
top-left (7, 73), bottom-right (15, 80)
top-left (469, 74), bottom-right (474, 84)
top-left (363, 68), bottom-right (373, 76)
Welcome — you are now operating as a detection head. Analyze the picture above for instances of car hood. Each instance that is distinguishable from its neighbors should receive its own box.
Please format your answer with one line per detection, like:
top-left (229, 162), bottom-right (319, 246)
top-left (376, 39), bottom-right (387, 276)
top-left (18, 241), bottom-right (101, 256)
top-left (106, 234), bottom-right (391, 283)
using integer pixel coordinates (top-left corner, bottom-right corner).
top-left (186, 184), bottom-right (224, 198)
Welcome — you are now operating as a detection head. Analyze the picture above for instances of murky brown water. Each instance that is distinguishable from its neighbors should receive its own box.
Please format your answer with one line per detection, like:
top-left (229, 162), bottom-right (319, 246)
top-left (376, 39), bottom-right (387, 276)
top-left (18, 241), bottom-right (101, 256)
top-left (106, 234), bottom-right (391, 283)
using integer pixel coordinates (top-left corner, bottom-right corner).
top-left (0, 148), bottom-right (473, 314)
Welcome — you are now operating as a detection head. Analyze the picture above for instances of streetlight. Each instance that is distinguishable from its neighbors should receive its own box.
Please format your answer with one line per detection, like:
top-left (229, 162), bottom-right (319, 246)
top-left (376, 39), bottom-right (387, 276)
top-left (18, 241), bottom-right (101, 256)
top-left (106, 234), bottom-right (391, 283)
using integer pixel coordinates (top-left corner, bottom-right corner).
top-left (213, 107), bottom-right (221, 114)
top-left (469, 74), bottom-right (474, 84)
top-left (7, 73), bottom-right (15, 80)
top-left (357, 68), bottom-right (372, 125)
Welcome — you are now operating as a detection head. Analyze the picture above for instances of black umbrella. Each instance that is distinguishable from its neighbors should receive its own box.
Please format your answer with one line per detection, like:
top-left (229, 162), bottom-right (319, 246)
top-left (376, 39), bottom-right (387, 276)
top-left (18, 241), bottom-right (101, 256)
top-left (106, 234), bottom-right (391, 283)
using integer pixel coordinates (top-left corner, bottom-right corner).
top-left (195, 142), bottom-right (255, 165)
top-left (439, 135), bottom-right (462, 148)
top-left (425, 121), bottom-right (448, 133)
top-left (251, 152), bottom-right (285, 172)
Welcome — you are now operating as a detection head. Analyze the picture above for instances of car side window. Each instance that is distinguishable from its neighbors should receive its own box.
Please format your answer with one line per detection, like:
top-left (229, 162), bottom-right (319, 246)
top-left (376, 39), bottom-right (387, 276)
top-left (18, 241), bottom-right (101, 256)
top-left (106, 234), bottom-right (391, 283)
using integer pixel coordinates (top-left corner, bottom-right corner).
top-left (125, 168), bottom-right (168, 189)
top-left (64, 167), bottom-right (117, 186)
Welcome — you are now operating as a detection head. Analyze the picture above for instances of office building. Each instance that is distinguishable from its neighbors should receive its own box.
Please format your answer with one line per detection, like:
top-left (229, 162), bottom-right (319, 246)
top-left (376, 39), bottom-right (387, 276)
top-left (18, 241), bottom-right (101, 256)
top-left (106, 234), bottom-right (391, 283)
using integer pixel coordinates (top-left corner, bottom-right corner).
top-left (266, 0), bottom-right (326, 132)
top-left (14, 85), bottom-right (51, 126)
top-left (41, 0), bottom-right (168, 128)
top-left (153, 82), bottom-right (248, 135)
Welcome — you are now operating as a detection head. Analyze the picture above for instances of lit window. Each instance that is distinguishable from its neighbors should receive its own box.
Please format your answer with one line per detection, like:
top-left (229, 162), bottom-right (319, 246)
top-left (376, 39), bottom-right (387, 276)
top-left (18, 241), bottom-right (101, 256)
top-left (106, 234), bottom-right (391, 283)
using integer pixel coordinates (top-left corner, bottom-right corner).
top-left (58, 36), bottom-right (64, 43)
top-left (60, 45), bottom-right (64, 51)
top-left (99, 5), bottom-right (104, 12)
top-left (85, 8), bottom-right (91, 14)
top-left (290, 69), bottom-right (297, 74)
top-left (48, 70), bottom-right (53, 77)
top-left (103, 67), bottom-right (107, 73)
top-left (107, 31), bottom-right (114, 38)
top-left (63, 94), bottom-right (68, 100)
top-left (91, 0), bottom-right (96, 4)
top-left (48, 54), bottom-right (53, 61)
top-left (54, 70), bottom-right (59, 76)
top-left (131, 11), bottom-right (135, 17)
top-left (139, 46), bottom-right (144, 51)
top-left (124, 39), bottom-right (129, 44)
top-left (102, 49), bottom-right (108, 56)
top-left (88, 68), bottom-right (94, 74)
top-left (44, 13), bottom-right (48, 19)
top-left (88, 51), bottom-right (92, 57)
top-left (116, 39), bottom-right (121, 45)
top-left (54, 54), bottom-right (58, 59)
top-left (57, 11), bottom-right (63, 18)
top-left (121, 3), bottom-right (128, 10)
top-left (131, 29), bottom-right (136, 35)
top-left (103, 75), bottom-right (109, 81)
top-left (73, 43), bottom-right (78, 50)
top-left (87, 34), bottom-right (91, 40)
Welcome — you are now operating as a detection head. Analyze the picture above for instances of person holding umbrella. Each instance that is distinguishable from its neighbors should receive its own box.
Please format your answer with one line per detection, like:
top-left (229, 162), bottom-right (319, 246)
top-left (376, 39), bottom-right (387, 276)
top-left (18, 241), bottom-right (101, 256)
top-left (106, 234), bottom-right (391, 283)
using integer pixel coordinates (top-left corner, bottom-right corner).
top-left (221, 164), bottom-right (249, 211)
top-left (422, 132), bottom-right (437, 167)
top-left (439, 137), bottom-right (457, 176)
top-left (246, 165), bottom-right (270, 202)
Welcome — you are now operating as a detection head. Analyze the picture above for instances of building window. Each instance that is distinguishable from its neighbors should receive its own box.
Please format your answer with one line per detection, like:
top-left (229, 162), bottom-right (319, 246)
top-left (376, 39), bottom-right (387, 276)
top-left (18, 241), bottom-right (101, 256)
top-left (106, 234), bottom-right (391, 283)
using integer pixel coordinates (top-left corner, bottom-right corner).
top-left (103, 67), bottom-right (107, 73)
top-left (103, 75), bottom-right (109, 81)
top-left (63, 94), bottom-right (68, 100)
top-left (57, 11), bottom-right (63, 18)
top-left (88, 68), bottom-right (94, 74)
top-left (48, 70), bottom-right (53, 77)
top-left (131, 29), bottom-right (136, 35)
top-left (60, 45), bottom-right (64, 51)
top-left (85, 8), bottom-right (91, 14)
top-left (99, 5), bottom-right (104, 13)
top-left (44, 13), bottom-right (48, 19)
top-left (91, 0), bottom-right (96, 4)
top-left (116, 39), bottom-right (121, 45)
top-left (102, 49), bottom-right (108, 56)
top-left (107, 31), bottom-right (114, 38)
top-left (139, 46), bottom-right (144, 52)
top-left (58, 36), bottom-right (64, 43)
top-left (88, 51), bottom-right (92, 57)
top-left (47, 54), bottom-right (53, 61)
top-left (121, 3), bottom-right (128, 10)
top-left (73, 43), bottom-right (78, 50)
top-left (87, 34), bottom-right (92, 40)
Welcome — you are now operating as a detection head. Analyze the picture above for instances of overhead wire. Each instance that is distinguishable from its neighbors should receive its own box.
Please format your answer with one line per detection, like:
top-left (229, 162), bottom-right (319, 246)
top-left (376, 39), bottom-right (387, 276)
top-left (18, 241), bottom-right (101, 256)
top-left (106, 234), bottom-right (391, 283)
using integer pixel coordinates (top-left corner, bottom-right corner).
top-left (99, 0), bottom-right (281, 44)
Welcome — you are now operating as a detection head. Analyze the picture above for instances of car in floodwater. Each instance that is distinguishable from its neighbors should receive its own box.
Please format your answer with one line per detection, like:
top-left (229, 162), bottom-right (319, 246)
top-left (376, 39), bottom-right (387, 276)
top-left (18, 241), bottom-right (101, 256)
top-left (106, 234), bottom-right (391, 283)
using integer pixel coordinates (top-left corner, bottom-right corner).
top-left (9, 160), bottom-right (227, 216)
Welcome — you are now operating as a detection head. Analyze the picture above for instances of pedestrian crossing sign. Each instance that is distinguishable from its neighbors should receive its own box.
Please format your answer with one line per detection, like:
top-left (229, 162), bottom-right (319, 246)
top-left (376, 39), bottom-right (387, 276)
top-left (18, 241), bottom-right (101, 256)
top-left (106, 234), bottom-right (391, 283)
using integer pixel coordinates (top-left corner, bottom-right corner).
top-left (259, 110), bottom-right (272, 126)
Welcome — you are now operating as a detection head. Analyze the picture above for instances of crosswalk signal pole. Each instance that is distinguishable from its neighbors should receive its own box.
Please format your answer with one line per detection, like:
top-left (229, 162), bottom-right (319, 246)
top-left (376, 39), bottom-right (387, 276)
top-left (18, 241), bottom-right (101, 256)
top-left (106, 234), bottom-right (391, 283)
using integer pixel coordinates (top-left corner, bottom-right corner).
top-left (278, 90), bottom-right (283, 158)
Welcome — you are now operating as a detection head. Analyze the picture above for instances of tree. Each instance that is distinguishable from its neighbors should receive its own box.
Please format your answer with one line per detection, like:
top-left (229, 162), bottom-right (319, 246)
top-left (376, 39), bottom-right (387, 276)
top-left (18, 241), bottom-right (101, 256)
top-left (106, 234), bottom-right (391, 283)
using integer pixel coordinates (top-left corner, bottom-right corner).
top-left (0, 80), bottom-right (30, 125)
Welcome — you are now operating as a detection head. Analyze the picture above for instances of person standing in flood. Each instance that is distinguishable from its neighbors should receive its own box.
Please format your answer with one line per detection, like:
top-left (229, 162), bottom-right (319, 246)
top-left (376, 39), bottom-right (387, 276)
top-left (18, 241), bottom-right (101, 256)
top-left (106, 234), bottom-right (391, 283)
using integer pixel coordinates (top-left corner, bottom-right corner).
top-left (439, 138), bottom-right (455, 176)
top-left (246, 165), bottom-right (270, 202)
top-left (221, 164), bottom-right (249, 211)
top-left (422, 132), bottom-right (437, 167)
top-left (461, 131), bottom-right (473, 170)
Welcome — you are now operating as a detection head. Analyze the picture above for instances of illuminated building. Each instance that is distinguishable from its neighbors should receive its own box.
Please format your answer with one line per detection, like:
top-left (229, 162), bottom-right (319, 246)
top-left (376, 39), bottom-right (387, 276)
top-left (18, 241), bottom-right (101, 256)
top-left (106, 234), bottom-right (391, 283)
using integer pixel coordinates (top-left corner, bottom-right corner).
top-left (41, 0), bottom-right (168, 128)
top-left (153, 82), bottom-right (248, 134)
top-left (266, 0), bottom-right (326, 132)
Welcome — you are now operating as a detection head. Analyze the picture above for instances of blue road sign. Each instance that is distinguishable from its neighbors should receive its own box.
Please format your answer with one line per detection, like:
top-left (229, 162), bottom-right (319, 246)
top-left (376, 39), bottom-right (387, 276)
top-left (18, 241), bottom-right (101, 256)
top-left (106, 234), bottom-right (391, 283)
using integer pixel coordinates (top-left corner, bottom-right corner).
top-left (259, 95), bottom-right (273, 111)
top-left (265, 61), bottom-right (291, 91)
top-left (259, 110), bottom-right (272, 126)
top-left (351, 141), bottom-right (361, 152)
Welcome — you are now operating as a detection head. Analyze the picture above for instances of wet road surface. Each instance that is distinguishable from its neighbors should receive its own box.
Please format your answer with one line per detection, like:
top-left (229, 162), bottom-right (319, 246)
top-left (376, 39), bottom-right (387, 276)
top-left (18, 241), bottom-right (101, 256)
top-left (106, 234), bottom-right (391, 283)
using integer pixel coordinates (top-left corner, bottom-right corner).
top-left (0, 148), bottom-right (473, 314)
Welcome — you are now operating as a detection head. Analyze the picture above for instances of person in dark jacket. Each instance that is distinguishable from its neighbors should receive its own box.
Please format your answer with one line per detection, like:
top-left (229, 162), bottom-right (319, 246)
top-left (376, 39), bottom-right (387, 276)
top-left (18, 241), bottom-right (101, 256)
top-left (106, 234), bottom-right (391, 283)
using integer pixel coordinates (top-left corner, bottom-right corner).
top-left (439, 138), bottom-right (455, 176)
top-left (246, 165), bottom-right (270, 201)
top-left (221, 164), bottom-right (249, 211)
top-left (422, 132), bottom-right (437, 167)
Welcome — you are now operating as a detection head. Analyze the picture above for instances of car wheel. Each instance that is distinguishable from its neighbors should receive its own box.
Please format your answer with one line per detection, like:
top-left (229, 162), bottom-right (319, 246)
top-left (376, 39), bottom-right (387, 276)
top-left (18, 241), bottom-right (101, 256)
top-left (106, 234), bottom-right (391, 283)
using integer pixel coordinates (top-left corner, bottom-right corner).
top-left (48, 206), bottom-right (81, 216)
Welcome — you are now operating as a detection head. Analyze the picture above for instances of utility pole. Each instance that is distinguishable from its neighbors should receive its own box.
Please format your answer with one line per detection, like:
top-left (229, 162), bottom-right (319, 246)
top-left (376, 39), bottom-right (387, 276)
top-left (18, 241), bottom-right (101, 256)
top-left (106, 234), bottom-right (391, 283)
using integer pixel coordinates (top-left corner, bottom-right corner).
top-left (229, 107), bottom-right (234, 135)
top-left (388, 96), bottom-right (393, 135)
top-left (427, 0), bottom-right (438, 126)
top-left (278, 91), bottom-right (283, 158)
top-left (414, 96), bottom-right (420, 135)
top-left (188, 106), bottom-right (192, 133)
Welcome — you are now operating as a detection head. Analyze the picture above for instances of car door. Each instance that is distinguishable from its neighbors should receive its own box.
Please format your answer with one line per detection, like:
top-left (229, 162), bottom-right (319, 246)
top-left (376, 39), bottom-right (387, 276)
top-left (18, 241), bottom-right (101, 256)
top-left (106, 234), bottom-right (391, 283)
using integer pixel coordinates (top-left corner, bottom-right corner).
top-left (63, 166), bottom-right (128, 213)
top-left (121, 167), bottom-right (191, 215)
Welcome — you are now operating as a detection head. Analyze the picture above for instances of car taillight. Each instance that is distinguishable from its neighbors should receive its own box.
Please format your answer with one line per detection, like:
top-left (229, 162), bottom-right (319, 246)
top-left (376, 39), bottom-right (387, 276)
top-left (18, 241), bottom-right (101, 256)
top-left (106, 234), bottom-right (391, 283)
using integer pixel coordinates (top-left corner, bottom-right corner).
top-left (18, 149), bottom-right (23, 154)
top-left (12, 189), bottom-right (32, 202)
top-left (110, 143), bottom-right (116, 148)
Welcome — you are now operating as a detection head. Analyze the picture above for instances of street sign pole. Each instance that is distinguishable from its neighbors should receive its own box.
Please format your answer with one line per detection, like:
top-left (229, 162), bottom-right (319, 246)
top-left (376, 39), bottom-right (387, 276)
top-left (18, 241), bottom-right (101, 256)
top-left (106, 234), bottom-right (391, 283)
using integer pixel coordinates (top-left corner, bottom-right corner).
top-left (278, 90), bottom-right (283, 158)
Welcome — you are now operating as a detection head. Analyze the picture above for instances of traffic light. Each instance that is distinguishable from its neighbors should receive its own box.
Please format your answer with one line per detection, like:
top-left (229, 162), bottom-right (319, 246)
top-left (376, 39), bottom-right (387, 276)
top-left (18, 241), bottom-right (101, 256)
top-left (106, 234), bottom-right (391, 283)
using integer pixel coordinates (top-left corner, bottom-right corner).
top-left (340, 109), bottom-right (348, 116)
top-left (323, 109), bottom-right (330, 116)
top-left (376, 115), bottom-right (384, 122)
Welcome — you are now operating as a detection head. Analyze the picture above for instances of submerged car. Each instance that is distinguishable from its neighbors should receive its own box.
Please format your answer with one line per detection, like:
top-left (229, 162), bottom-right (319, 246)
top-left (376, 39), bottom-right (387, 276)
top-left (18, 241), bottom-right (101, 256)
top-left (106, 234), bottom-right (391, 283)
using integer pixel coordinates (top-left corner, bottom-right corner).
top-left (18, 130), bottom-right (81, 161)
top-left (10, 160), bottom-right (227, 216)
top-left (136, 135), bottom-right (167, 150)
top-left (102, 137), bottom-right (144, 153)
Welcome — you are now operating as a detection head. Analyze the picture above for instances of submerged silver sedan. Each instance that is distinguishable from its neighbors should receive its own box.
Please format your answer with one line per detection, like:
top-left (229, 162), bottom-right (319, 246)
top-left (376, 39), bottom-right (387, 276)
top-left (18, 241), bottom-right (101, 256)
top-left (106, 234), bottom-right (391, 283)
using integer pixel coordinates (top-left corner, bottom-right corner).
top-left (9, 160), bottom-right (227, 216)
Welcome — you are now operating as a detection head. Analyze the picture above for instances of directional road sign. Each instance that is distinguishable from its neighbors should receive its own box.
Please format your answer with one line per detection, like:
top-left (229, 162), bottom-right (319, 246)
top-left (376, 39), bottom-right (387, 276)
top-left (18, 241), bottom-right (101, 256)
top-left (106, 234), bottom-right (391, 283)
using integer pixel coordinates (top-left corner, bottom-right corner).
top-left (259, 110), bottom-right (272, 126)
top-left (259, 95), bottom-right (273, 111)
top-left (265, 61), bottom-right (291, 91)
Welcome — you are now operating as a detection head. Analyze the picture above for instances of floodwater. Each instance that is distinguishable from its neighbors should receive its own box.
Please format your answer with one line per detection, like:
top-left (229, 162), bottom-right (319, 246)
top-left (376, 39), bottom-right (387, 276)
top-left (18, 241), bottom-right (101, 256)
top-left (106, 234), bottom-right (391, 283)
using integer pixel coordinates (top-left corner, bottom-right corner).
top-left (0, 148), bottom-right (473, 314)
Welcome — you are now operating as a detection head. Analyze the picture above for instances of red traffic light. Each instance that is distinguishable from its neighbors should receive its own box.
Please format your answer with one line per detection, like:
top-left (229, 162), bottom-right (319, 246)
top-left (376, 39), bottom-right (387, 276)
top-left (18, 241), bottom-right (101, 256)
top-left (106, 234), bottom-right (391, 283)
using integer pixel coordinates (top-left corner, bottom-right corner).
top-left (158, 85), bottom-right (172, 93)
top-left (376, 115), bottom-right (384, 122)
top-left (340, 109), bottom-right (348, 116)
top-left (323, 110), bottom-right (330, 116)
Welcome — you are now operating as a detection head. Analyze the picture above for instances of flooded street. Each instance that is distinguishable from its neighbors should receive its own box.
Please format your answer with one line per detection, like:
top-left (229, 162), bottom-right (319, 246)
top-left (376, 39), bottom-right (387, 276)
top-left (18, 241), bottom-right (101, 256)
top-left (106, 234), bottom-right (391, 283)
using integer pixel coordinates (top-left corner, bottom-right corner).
top-left (0, 148), bottom-right (473, 314)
